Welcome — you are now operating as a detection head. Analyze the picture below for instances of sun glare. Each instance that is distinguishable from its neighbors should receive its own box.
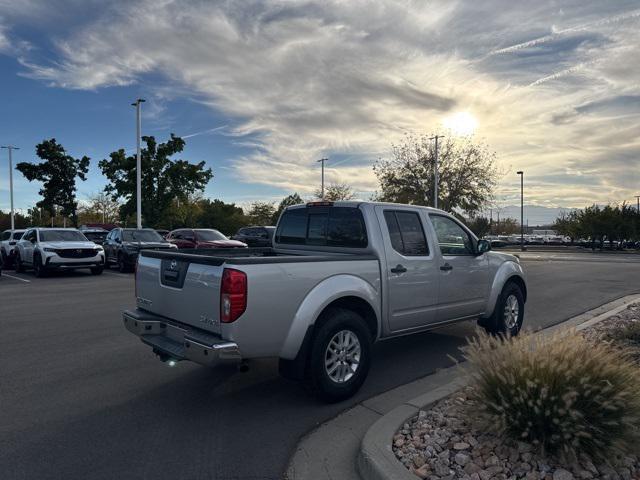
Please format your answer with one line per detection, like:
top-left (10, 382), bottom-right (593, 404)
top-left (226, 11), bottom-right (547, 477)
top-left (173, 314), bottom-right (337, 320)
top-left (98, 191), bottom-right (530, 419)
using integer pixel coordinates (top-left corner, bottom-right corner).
top-left (442, 111), bottom-right (478, 136)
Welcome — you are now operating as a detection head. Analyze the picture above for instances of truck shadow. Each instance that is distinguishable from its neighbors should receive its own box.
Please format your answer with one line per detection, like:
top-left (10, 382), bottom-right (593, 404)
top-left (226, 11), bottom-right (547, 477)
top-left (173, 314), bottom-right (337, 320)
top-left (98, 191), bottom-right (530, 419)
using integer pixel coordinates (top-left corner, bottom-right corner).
top-left (6, 324), bottom-right (476, 480)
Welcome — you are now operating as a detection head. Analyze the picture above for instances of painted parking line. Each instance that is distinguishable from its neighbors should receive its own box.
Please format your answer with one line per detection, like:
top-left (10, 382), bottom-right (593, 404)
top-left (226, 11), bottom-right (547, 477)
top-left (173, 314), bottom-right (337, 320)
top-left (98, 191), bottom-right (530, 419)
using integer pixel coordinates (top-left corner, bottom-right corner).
top-left (2, 273), bottom-right (31, 283)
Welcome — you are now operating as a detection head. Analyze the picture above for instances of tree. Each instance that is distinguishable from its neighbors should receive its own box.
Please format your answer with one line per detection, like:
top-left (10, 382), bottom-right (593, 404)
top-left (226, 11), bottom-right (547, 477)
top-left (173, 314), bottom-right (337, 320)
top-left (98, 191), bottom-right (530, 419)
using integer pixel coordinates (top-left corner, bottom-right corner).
top-left (273, 193), bottom-right (303, 223)
top-left (373, 134), bottom-right (498, 215)
top-left (466, 216), bottom-right (491, 238)
top-left (247, 201), bottom-right (276, 226)
top-left (164, 193), bottom-right (204, 229)
top-left (315, 183), bottom-right (355, 201)
top-left (78, 193), bottom-right (121, 225)
top-left (495, 217), bottom-right (520, 235)
top-left (16, 139), bottom-right (89, 226)
top-left (99, 134), bottom-right (213, 228)
top-left (196, 199), bottom-right (248, 236)
top-left (0, 210), bottom-right (30, 231)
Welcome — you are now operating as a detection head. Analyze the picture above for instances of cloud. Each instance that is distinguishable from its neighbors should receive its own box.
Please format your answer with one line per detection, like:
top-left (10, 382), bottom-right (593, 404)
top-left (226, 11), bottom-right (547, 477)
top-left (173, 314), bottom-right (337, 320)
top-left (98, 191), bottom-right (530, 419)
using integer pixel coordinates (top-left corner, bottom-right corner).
top-left (4, 0), bottom-right (640, 206)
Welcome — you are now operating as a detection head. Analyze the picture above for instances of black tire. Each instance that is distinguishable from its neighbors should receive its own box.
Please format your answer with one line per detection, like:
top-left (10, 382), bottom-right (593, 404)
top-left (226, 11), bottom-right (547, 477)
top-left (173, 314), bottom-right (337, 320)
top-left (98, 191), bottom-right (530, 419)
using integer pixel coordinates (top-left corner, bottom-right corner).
top-left (33, 253), bottom-right (48, 278)
top-left (90, 265), bottom-right (104, 275)
top-left (308, 307), bottom-right (372, 403)
top-left (117, 254), bottom-right (129, 273)
top-left (15, 253), bottom-right (24, 273)
top-left (1, 250), bottom-right (8, 268)
top-left (479, 282), bottom-right (524, 336)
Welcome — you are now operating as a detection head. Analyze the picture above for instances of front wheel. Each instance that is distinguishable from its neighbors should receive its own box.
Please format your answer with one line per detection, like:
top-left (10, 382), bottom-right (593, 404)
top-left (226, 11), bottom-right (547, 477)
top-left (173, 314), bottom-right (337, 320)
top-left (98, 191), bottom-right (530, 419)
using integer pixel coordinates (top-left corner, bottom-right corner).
top-left (308, 308), bottom-right (372, 403)
top-left (480, 282), bottom-right (524, 336)
top-left (117, 254), bottom-right (130, 273)
top-left (33, 254), bottom-right (48, 278)
top-left (90, 265), bottom-right (104, 275)
top-left (15, 254), bottom-right (24, 273)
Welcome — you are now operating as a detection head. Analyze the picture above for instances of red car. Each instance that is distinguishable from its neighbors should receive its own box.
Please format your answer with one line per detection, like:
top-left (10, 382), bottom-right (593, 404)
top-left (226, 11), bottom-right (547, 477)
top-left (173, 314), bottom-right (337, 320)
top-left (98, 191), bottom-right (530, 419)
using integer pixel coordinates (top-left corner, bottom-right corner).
top-left (166, 228), bottom-right (247, 249)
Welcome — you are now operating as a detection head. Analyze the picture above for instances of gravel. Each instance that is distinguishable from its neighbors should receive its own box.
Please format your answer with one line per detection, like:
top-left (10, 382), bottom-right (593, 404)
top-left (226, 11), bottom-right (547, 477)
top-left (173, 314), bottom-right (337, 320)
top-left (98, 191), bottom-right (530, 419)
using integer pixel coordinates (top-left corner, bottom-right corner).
top-left (392, 303), bottom-right (640, 480)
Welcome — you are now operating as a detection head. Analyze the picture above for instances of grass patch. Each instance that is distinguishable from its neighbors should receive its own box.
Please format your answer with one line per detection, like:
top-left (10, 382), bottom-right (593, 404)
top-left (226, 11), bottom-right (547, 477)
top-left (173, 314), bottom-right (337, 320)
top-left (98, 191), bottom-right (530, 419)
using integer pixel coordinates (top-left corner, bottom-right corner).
top-left (462, 330), bottom-right (640, 461)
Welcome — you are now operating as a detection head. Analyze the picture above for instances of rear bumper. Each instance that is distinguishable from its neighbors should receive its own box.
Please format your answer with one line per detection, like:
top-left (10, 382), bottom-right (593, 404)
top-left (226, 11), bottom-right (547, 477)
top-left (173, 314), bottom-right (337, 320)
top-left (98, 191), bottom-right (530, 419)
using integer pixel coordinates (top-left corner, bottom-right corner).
top-left (122, 309), bottom-right (241, 367)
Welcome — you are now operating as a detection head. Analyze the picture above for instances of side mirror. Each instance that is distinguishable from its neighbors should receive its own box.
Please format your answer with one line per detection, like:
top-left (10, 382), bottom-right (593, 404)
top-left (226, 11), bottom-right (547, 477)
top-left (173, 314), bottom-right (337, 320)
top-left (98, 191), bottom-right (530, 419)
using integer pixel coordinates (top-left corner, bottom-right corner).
top-left (115, 238), bottom-right (122, 244)
top-left (477, 239), bottom-right (491, 255)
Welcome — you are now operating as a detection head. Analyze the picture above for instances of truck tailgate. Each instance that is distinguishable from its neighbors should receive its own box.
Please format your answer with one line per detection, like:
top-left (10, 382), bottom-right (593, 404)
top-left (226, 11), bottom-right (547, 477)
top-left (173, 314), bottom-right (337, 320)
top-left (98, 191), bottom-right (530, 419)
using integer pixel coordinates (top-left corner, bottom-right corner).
top-left (135, 252), bottom-right (224, 335)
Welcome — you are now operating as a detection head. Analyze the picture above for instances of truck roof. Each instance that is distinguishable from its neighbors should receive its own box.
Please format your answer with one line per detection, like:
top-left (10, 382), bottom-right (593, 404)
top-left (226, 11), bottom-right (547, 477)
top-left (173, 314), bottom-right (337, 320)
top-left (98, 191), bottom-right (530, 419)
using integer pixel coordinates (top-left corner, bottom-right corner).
top-left (286, 200), bottom-right (447, 214)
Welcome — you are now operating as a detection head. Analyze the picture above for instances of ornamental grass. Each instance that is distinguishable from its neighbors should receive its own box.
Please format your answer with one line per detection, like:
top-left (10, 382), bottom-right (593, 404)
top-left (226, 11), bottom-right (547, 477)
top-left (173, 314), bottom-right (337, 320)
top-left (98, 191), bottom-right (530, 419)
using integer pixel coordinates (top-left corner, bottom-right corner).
top-left (462, 329), bottom-right (640, 461)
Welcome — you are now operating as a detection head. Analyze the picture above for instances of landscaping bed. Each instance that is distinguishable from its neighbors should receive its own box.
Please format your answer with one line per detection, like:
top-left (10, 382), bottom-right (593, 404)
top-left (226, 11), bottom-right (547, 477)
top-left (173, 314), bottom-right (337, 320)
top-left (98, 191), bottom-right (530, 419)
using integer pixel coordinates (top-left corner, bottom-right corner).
top-left (393, 304), bottom-right (640, 480)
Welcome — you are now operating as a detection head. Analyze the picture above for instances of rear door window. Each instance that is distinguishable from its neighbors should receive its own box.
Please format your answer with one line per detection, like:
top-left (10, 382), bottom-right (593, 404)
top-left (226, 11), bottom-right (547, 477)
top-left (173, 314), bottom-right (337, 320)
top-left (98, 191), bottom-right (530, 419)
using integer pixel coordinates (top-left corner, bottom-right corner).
top-left (276, 206), bottom-right (367, 248)
top-left (383, 210), bottom-right (429, 256)
top-left (1, 231), bottom-right (9, 241)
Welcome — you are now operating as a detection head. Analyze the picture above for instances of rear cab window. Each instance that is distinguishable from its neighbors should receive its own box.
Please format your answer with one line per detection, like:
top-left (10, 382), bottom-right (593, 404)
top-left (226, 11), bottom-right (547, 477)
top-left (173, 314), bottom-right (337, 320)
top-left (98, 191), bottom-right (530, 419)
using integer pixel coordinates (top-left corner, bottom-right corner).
top-left (383, 210), bottom-right (429, 256)
top-left (275, 206), bottom-right (368, 248)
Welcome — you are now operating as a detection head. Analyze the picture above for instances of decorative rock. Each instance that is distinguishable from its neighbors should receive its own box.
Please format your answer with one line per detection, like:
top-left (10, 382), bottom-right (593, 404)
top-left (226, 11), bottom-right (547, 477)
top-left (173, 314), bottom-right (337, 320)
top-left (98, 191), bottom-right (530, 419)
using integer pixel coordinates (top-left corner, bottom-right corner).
top-left (553, 468), bottom-right (574, 480)
top-left (434, 459), bottom-right (452, 476)
top-left (455, 452), bottom-right (471, 466)
top-left (464, 462), bottom-right (482, 475)
top-left (485, 455), bottom-right (500, 467)
top-left (454, 442), bottom-right (471, 450)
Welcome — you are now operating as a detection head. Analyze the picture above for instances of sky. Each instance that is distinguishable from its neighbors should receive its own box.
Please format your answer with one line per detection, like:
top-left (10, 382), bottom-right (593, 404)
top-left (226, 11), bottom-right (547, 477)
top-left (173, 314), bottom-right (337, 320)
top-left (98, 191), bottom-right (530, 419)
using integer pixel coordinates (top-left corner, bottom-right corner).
top-left (0, 0), bottom-right (639, 225)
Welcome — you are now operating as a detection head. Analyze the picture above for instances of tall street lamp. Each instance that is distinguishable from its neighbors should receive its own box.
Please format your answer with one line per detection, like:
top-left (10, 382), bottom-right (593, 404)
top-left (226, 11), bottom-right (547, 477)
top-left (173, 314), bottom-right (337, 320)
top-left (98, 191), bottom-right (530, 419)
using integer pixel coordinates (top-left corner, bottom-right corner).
top-left (1, 145), bottom-right (19, 230)
top-left (131, 98), bottom-right (145, 229)
top-left (517, 171), bottom-right (524, 251)
top-left (316, 158), bottom-right (328, 199)
top-left (429, 135), bottom-right (445, 209)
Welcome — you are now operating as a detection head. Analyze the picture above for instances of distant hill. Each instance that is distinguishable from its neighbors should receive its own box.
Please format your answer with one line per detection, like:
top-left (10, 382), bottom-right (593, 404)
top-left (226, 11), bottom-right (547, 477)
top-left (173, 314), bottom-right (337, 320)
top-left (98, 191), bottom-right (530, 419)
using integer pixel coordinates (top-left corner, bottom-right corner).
top-left (480, 205), bottom-right (576, 227)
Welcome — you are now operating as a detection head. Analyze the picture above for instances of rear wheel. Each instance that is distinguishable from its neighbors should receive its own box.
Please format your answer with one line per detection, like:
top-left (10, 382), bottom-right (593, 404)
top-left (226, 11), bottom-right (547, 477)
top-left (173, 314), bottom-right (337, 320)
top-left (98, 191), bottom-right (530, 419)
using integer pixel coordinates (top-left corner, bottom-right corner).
top-left (33, 253), bottom-right (48, 278)
top-left (308, 308), bottom-right (372, 403)
top-left (479, 282), bottom-right (524, 336)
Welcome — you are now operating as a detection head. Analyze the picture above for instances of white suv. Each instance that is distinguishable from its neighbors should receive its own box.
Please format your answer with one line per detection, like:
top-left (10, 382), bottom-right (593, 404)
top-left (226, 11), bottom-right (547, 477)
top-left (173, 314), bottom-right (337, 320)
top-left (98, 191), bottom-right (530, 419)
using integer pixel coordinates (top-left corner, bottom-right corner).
top-left (1, 229), bottom-right (26, 268)
top-left (15, 228), bottom-right (105, 277)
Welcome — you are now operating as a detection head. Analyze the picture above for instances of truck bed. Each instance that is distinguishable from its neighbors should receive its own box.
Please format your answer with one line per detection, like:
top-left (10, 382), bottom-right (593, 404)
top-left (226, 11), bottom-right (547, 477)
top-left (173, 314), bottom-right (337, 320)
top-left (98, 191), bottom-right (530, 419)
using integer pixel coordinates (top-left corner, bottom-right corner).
top-left (140, 246), bottom-right (378, 265)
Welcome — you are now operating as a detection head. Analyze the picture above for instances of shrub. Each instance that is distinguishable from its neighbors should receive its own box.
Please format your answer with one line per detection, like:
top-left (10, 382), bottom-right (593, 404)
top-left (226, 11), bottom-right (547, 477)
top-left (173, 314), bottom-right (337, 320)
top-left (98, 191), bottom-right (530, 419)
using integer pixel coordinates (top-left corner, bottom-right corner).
top-left (462, 329), bottom-right (640, 461)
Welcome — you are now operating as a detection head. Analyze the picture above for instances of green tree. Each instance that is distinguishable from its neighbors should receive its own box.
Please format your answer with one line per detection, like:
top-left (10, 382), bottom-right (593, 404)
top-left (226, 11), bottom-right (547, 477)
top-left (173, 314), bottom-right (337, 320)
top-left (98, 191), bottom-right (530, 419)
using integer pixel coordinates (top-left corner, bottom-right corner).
top-left (315, 183), bottom-right (355, 201)
top-left (99, 134), bottom-right (213, 227)
top-left (0, 210), bottom-right (30, 230)
top-left (373, 133), bottom-right (498, 215)
top-left (196, 199), bottom-right (248, 236)
top-left (16, 139), bottom-right (89, 226)
top-left (163, 193), bottom-right (204, 229)
top-left (247, 201), bottom-right (276, 226)
top-left (466, 216), bottom-right (491, 238)
top-left (272, 193), bottom-right (303, 223)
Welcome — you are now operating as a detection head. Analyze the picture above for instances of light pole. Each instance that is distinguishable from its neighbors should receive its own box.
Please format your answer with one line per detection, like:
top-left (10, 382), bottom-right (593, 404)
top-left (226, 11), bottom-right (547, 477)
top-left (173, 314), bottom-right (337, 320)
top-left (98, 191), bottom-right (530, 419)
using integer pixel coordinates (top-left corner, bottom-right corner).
top-left (131, 98), bottom-right (145, 229)
top-left (1, 145), bottom-right (19, 230)
top-left (317, 158), bottom-right (328, 199)
top-left (429, 135), bottom-right (444, 209)
top-left (635, 195), bottom-right (640, 213)
top-left (517, 171), bottom-right (524, 251)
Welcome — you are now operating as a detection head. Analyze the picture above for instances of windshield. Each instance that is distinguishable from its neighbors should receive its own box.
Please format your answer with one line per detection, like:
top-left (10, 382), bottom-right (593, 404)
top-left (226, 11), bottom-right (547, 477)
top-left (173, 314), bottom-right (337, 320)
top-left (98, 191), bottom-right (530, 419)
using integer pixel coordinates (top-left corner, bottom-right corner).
top-left (40, 230), bottom-right (89, 242)
top-left (12, 231), bottom-right (25, 240)
top-left (84, 232), bottom-right (107, 241)
top-left (123, 230), bottom-right (164, 242)
top-left (195, 229), bottom-right (228, 241)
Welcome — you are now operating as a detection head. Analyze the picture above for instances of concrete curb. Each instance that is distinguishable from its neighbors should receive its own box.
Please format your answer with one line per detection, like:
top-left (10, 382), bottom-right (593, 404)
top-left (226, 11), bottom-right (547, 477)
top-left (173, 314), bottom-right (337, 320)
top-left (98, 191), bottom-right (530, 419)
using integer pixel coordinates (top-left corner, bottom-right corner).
top-left (356, 294), bottom-right (640, 480)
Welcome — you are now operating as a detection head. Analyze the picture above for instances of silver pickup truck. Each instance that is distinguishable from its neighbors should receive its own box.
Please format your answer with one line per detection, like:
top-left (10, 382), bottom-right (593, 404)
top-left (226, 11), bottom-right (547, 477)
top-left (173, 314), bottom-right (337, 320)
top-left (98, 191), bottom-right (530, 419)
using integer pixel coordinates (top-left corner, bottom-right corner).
top-left (124, 201), bottom-right (526, 401)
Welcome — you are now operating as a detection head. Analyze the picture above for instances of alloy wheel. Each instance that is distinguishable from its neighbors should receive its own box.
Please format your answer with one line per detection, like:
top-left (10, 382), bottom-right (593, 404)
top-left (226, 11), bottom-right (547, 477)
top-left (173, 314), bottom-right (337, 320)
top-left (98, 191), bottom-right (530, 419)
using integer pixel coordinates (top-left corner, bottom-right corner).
top-left (324, 330), bottom-right (361, 383)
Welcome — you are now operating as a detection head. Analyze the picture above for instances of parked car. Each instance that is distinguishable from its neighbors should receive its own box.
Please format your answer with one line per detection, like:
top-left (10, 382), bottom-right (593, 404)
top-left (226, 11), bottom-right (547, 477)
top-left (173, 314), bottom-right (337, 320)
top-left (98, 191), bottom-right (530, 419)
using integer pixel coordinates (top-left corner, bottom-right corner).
top-left (166, 229), bottom-right (247, 249)
top-left (124, 201), bottom-right (527, 402)
top-left (104, 228), bottom-right (177, 272)
top-left (1, 229), bottom-right (26, 268)
top-left (80, 228), bottom-right (108, 245)
top-left (14, 228), bottom-right (105, 277)
top-left (489, 239), bottom-right (510, 249)
top-left (232, 226), bottom-right (276, 247)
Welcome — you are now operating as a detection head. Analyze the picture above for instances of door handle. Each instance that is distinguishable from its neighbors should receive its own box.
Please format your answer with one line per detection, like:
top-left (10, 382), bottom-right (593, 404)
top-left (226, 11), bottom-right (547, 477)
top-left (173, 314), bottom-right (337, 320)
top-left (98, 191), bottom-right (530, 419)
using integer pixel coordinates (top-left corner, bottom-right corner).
top-left (390, 264), bottom-right (407, 274)
top-left (440, 263), bottom-right (453, 271)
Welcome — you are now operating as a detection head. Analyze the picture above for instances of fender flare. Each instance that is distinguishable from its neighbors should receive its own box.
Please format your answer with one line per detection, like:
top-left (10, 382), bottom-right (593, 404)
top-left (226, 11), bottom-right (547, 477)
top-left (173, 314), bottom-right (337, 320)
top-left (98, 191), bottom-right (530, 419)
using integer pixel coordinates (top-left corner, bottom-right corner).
top-left (278, 274), bottom-right (381, 360)
top-left (482, 261), bottom-right (527, 318)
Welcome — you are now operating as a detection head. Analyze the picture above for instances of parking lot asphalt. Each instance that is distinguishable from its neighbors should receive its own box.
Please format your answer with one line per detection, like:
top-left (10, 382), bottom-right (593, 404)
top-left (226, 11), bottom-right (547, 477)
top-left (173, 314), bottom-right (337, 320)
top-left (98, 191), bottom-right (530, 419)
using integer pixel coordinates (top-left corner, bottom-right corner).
top-left (2, 254), bottom-right (640, 480)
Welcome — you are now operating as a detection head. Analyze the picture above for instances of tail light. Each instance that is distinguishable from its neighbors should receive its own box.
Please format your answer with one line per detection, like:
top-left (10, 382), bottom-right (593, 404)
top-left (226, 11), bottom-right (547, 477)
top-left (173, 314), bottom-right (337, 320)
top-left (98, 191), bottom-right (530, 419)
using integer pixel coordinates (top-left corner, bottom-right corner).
top-left (220, 268), bottom-right (247, 323)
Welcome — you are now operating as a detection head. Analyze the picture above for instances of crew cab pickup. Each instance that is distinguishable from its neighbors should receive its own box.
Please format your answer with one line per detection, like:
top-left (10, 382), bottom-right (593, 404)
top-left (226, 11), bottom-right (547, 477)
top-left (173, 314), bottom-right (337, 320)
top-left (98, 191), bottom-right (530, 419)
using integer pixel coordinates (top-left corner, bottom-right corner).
top-left (124, 201), bottom-right (526, 401)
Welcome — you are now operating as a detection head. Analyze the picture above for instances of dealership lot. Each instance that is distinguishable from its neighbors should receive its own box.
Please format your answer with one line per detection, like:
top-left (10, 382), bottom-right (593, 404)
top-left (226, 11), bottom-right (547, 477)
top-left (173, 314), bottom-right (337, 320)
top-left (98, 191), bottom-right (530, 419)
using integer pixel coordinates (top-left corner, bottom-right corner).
top-left (2, 255), bottom-right (640, 480)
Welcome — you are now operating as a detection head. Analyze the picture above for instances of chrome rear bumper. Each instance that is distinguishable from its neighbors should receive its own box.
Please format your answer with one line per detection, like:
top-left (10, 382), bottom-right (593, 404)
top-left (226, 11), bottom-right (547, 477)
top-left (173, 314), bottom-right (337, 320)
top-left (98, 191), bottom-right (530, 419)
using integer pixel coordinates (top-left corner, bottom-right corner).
top-left (122, 309), bottom-right (241, 367)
